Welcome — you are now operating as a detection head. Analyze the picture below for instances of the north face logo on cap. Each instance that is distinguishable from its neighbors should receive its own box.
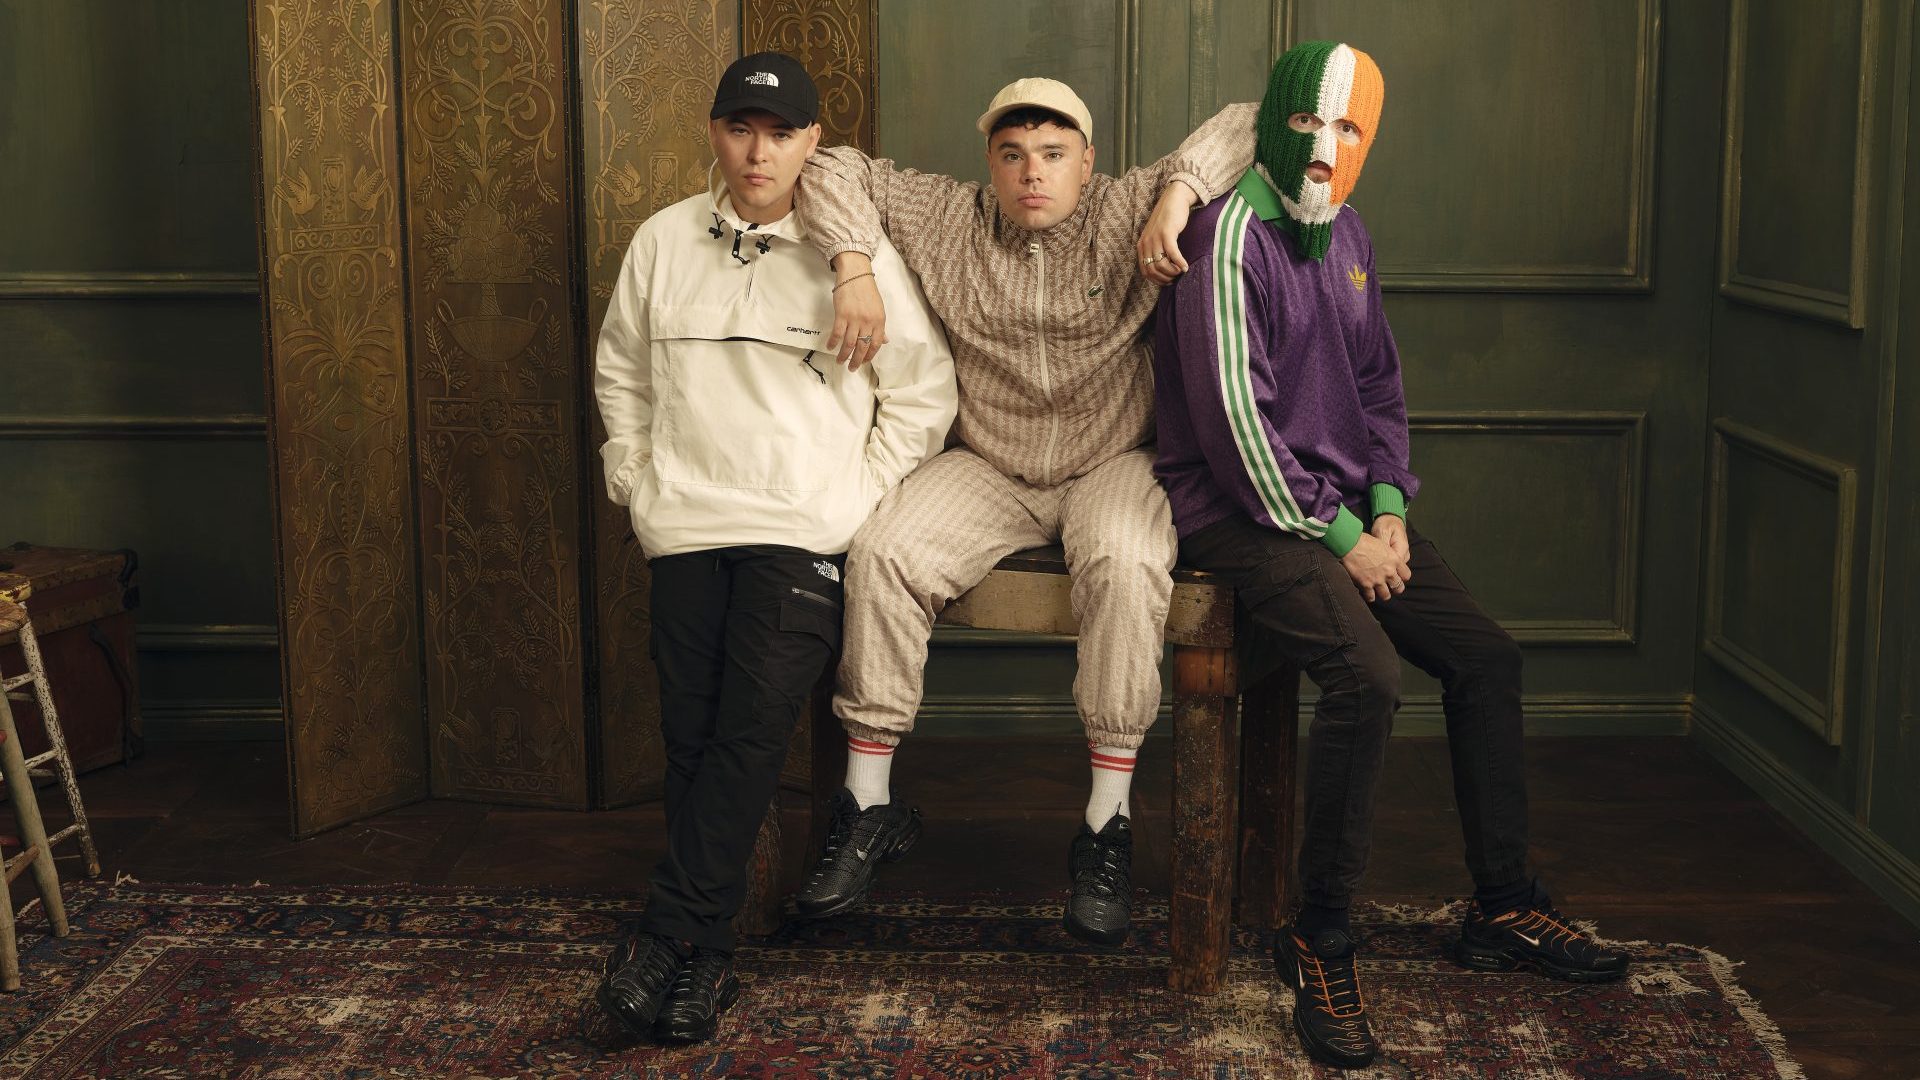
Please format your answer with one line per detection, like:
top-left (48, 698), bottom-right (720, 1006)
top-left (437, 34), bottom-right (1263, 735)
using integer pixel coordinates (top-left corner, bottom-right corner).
top-left (745, 71), bottom-right (780, 87)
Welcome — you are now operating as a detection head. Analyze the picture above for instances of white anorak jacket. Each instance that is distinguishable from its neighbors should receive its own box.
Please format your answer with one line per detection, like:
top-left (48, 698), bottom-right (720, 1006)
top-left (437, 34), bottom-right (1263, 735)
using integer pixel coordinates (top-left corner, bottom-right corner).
top-left (593, 177), bottom-right (956, 558)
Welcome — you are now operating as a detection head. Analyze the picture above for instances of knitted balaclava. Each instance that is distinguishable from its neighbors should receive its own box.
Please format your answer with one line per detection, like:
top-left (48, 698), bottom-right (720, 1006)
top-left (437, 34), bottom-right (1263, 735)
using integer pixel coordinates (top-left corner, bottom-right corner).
top-left (1254, 41), bottom-right (1384, 260)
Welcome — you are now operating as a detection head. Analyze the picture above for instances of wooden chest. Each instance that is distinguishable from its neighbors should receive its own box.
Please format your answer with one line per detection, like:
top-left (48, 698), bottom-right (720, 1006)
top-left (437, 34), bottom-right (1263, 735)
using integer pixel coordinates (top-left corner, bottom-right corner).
top-left (0, 543), bottom-right (141, 772)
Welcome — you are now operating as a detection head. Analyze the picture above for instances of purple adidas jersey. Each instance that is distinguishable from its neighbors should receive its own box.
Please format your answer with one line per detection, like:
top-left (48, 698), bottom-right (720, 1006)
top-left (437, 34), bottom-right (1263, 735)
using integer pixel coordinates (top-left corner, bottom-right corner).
top-left (1152, 169), bottom-right (1417, 555)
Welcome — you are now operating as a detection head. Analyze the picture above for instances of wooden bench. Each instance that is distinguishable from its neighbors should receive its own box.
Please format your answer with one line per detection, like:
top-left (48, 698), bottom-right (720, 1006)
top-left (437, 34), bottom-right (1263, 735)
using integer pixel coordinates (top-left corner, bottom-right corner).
top-left (739, 546), bottom-right (1300, 995)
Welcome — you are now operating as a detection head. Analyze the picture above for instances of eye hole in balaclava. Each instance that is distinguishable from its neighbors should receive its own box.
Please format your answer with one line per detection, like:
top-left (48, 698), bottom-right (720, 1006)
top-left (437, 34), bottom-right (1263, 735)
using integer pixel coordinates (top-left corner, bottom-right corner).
top-left (1253, 41), bottom-right (1384, 261)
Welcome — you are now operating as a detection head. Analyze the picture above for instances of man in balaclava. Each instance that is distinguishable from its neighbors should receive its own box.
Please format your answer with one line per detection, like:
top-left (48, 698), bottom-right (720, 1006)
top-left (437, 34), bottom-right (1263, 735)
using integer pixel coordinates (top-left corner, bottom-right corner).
top-left (1151, 41), bottom-right (1629, 1069)
top-left (1252, 40), bottom-right (1382, 261)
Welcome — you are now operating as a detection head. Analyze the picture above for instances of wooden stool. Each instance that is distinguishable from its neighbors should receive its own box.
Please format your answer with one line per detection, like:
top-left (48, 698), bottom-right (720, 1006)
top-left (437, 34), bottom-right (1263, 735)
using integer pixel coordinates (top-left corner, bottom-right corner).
top-left (736, 547), bottom-right (1300, 995)
top-left (0, 597), bottom-right (70, 991)
top-left (0, 573), bottom-right (101, 878)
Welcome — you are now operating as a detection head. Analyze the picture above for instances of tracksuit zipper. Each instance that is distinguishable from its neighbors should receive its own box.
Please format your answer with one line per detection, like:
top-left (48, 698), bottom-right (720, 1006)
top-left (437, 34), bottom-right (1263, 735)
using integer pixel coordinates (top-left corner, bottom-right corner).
top-left (1030, 240), bottom-right (1060, 484)
top-left (790, 586), bottom-right (838, 608)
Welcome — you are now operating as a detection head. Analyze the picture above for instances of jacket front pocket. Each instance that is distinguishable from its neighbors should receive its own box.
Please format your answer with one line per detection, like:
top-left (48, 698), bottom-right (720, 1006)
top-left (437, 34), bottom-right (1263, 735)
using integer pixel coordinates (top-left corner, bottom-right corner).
top-left (654, 339), bottom-right (835, 492)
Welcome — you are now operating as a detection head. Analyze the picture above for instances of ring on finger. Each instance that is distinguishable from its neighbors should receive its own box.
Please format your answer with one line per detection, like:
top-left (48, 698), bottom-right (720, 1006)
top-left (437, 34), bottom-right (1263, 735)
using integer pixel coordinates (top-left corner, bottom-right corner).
top-left (857, 335), bottom-right (873, 342)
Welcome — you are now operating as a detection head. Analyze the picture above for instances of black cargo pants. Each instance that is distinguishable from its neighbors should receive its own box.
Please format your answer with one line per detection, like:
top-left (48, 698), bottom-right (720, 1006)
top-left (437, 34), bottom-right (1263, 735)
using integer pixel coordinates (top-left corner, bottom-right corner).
top-left (635, 545), bottom-right (843, 951)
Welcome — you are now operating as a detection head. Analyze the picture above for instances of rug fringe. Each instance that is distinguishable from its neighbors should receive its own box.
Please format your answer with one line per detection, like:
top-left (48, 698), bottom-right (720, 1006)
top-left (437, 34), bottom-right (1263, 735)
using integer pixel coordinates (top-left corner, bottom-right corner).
top-left (1519, 930), bottom-right (1807, 1080)
top-left (1367, 899), bottom-right (1467, 925)
top-left (1360, 903), bottom-right (1806, 1077)
top-left (1694, 946), bottom-right (1809, 1080)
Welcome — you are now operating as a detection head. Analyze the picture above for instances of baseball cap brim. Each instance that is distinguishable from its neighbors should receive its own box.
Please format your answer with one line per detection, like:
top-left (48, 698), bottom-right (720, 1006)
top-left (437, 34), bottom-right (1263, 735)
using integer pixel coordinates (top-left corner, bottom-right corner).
top-left (711, 92), bottom-right (816, 128)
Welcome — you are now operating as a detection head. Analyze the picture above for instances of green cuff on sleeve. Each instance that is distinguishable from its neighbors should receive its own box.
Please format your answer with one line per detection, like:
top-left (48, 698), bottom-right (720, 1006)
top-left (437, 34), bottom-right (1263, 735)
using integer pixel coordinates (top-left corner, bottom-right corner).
top-left (1319, 505), bottom-right (1365, 557)
top-left (1369, 482), bottom-right (1407, 521)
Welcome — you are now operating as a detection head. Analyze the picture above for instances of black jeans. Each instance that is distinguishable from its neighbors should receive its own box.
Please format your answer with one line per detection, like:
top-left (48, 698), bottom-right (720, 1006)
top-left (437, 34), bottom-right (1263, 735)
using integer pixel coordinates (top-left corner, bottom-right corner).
top-left (1181, 515), bottom-right (1529, 910)
top-left (637, 544), bottom-right (844, 951)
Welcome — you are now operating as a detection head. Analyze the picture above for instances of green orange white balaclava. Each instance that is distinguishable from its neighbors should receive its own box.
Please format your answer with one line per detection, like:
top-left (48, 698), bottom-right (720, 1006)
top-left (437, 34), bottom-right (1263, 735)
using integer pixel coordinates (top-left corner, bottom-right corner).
top-left (1254, 41), bottom-right (1384, 261)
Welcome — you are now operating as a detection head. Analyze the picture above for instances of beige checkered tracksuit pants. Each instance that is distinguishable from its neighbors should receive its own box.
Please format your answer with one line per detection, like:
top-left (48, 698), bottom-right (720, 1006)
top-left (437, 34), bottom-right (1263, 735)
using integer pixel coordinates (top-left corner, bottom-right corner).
top-left (834, 447), bottom-right (1178, 750)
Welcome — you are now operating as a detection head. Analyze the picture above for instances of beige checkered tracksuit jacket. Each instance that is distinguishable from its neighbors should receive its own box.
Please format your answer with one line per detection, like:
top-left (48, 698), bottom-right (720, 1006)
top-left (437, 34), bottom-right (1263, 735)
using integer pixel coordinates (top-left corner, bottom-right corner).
top-left (802, 103), bottom-right (1257, 748)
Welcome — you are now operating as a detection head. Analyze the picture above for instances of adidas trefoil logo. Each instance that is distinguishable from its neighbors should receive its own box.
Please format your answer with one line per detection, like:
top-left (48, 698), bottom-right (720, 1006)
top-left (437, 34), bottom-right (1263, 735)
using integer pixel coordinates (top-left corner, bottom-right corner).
top-left (1347, 265), bottom-right (1368, 291)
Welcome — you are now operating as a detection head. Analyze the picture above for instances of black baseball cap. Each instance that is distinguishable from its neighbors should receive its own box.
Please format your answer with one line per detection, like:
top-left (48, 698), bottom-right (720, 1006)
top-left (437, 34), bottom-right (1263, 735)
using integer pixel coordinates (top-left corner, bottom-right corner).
top-left (711, 52), bottom-right (820, 128)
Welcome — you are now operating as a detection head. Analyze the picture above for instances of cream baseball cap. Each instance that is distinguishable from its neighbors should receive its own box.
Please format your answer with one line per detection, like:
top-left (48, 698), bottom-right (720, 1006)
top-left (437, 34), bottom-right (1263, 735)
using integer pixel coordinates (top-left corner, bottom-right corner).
top-left (976, 77), bottom-right (1094, 145)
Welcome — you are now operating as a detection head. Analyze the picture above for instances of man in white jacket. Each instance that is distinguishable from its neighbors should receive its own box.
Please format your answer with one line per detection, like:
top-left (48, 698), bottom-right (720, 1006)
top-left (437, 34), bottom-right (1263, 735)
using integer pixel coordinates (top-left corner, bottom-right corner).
top-left (590, 52), bottom-right (955, 1046)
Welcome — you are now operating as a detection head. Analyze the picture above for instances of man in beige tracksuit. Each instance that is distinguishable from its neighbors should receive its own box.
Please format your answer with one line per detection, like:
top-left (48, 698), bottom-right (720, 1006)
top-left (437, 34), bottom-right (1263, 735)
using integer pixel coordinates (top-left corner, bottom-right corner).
top-left (791, 78), bottom-right (1255, 945)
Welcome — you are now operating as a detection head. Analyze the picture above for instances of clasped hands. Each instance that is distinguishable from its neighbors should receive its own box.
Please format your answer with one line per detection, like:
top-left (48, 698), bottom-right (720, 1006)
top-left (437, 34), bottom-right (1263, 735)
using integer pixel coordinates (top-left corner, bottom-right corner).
top-left (1346, 515), bottom-right (1411, 603)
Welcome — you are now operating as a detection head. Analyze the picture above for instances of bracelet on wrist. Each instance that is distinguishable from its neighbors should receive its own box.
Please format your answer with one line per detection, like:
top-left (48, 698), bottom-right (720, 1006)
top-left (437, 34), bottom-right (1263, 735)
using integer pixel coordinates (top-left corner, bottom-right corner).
top-left (833, 271), bottom-right (875, 292)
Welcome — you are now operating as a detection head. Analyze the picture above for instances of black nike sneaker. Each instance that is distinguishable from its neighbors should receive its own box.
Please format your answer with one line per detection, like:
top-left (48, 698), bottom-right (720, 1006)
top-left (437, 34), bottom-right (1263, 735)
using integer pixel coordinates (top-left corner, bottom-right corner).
top-left (793, 788), bottom-right (922, 918)
top-left (595, 932), bottom-right (689, 1038)
top-left (1063, 814), bottom-right (1134, 945)
top-left (652, 949), bottom-right (741, 1044)
top-left (1454, 892), bottom-right (1630, 983)
top-left (1275, 926), bottom-right (1378, 1069)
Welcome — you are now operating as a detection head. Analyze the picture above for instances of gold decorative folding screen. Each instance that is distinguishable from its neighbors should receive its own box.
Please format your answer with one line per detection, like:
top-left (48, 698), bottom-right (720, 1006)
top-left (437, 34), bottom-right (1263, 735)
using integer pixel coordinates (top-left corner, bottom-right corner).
top-left (250, 0), bottom-right (876, 835)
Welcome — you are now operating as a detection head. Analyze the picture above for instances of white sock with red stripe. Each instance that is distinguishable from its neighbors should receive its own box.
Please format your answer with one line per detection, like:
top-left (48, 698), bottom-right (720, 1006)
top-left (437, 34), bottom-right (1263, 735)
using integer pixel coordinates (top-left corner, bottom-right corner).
top-left (844, 736), bottom-right (895, 810)
top-left (1086, 744), bottom-right (1136, 830)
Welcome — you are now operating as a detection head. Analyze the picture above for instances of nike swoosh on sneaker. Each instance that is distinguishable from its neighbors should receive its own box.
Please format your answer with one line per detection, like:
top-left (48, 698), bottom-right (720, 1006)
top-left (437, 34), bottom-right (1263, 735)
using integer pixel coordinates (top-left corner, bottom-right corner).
top-left (1516, 932), bottom-right (1541, 947)
top-left (854, 847), bottom-right (871, 861)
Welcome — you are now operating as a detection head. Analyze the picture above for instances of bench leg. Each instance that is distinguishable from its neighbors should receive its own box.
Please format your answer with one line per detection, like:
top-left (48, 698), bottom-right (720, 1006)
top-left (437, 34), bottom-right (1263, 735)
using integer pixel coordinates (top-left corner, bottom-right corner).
top-left (1169, 645), bottom-right (1239, 996)
top-left (1238, 665), bottom-right (1300, 932)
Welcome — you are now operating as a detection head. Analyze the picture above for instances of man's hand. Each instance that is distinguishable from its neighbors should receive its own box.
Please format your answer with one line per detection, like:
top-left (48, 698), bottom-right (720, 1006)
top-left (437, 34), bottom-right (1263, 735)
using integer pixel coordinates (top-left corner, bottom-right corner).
top-left (1137, 179), bottom-right (1199, 285)
top-left (827, 252), bottom-right (887, 371)
top-left (1341, 532), bottom-right (1412, 603)
top-left (1370, 513), bottom-right (1410, 563)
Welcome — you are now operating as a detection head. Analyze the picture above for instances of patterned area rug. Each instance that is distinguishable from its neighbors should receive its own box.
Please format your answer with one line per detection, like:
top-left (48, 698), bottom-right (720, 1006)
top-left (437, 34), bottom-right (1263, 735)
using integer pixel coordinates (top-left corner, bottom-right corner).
top-left (0, 882), bottom-right (1802, 1078)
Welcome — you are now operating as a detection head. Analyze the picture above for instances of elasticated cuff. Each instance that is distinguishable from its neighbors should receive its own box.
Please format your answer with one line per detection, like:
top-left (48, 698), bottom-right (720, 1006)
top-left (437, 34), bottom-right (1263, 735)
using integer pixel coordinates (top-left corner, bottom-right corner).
top-left (1082, 723), bottom-right (1149, 751)
top-left (1317, 505), bottom-right (1365, 557)
top-left (824, 240), bottom-right (876, 265)
top-left (608, 451), bottom-right (649, 506)
top-left (1368, 482), bottom-right (1406, 521)
top-left (1165, 170), bottom-right (1211, 205)
top-left (841, 718), bottom-right (903, 748)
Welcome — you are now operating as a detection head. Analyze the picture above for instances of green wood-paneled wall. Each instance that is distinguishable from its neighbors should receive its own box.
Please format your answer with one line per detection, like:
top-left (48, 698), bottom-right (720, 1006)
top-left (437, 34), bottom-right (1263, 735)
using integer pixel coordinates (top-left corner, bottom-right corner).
top-left (1691, 0), bottom-right (1920, 928)
top-left (0, 0), bottom-right (278, 736)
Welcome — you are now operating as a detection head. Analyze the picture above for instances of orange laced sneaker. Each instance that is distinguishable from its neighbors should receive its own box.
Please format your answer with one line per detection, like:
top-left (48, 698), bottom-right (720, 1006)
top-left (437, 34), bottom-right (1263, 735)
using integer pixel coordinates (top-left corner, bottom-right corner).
top-left (1274, 926), bottom-right (1378, 1069)
top-left (1454, 894), bottom-right (1629, 984)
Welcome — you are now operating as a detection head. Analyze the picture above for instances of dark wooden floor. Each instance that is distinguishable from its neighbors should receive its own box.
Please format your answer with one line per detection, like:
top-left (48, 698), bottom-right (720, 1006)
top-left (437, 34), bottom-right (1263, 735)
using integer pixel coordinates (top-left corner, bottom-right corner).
top-left (9, 734), bottom-right (1920, 1078)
